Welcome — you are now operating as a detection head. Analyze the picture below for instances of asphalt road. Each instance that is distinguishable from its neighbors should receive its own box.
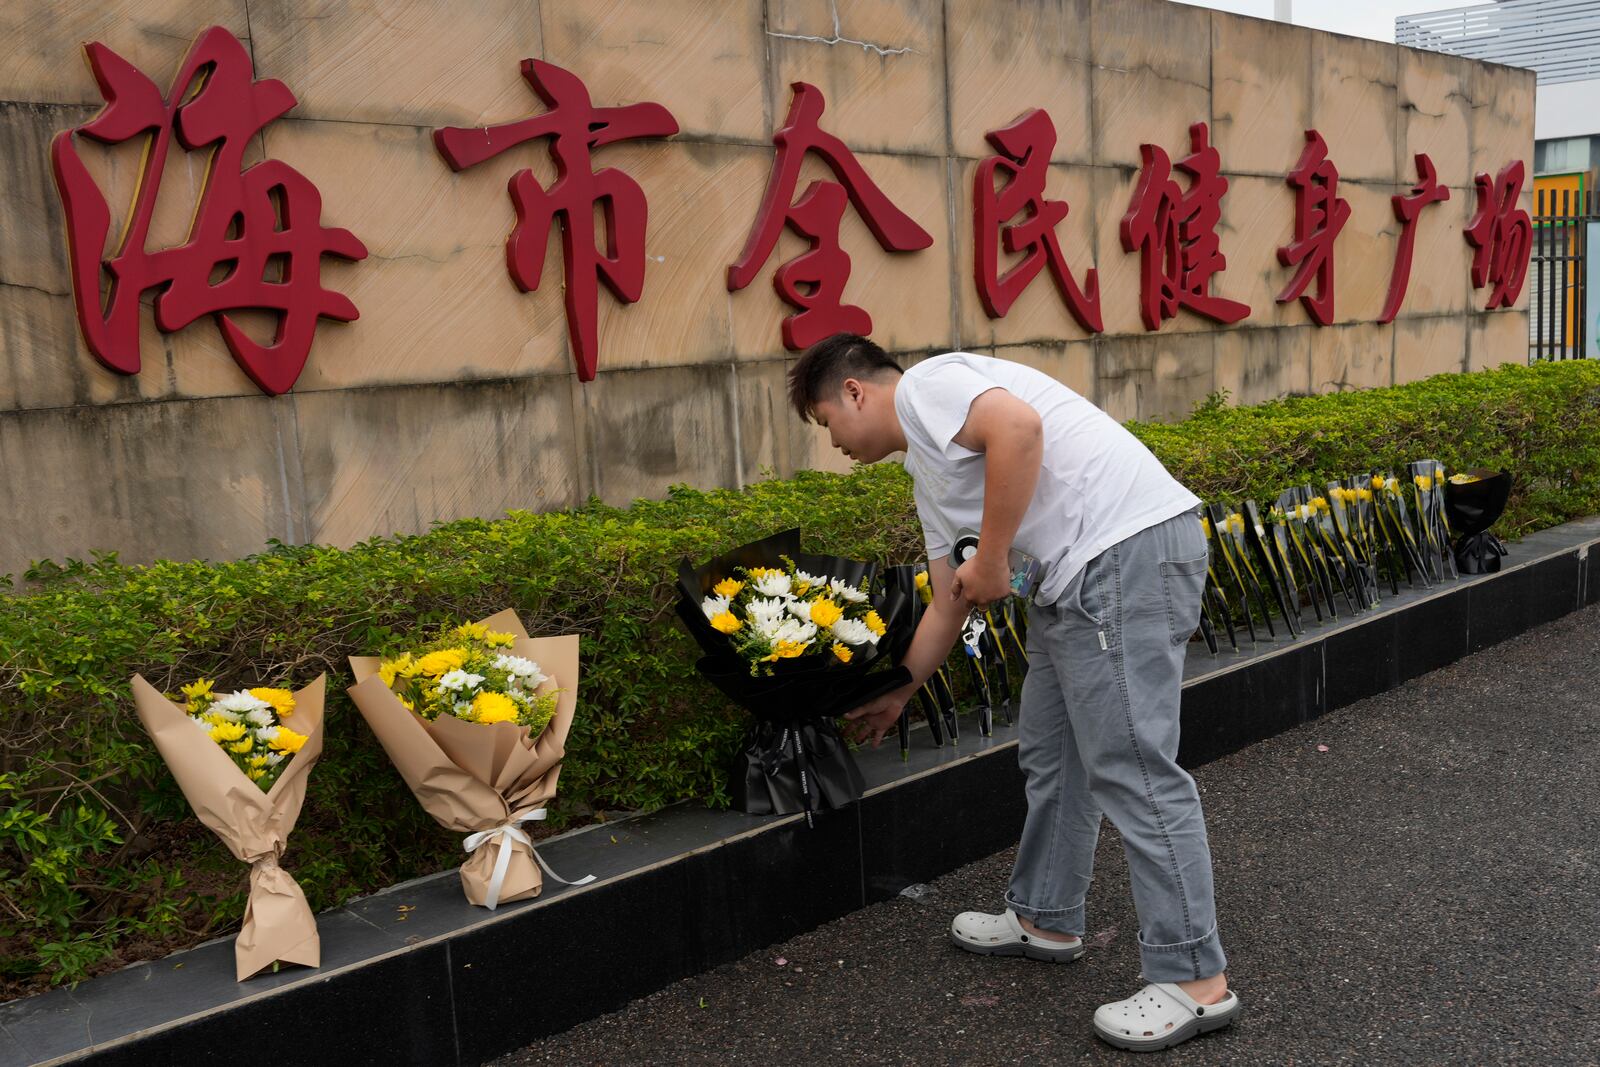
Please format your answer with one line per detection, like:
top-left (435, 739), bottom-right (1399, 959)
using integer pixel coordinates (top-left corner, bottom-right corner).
top-left (497, 602), bottom-right (1600, 1067)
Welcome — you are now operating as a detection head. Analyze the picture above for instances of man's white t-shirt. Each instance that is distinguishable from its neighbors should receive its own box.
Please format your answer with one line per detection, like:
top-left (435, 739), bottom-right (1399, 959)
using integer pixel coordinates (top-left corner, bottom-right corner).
top-left (893, 352), bottom-right (1201, 606)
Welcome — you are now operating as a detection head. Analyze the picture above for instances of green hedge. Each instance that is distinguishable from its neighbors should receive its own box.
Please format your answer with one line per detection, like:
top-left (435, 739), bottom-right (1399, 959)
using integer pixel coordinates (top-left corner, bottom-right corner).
top-left (3, 359), bottom-right (1598, 993)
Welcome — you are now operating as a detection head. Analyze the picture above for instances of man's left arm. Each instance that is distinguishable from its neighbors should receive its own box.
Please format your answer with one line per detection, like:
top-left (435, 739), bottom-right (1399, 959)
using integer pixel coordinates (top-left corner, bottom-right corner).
top-left (948, 389), bottom-right (1043, 611)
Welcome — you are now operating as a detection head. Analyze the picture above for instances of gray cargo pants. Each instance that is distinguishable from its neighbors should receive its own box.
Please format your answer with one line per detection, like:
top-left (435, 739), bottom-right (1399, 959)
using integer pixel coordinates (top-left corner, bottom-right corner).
top-left (1004, 511), bottom-right (1228, 983)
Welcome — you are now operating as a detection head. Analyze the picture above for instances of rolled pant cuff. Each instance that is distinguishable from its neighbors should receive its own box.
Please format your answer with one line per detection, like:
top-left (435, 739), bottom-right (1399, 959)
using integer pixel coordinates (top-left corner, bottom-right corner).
top-left (1003, 893), bottom-right (1085, 937)
top-left (1137, 923), bottom-right (1228, 983)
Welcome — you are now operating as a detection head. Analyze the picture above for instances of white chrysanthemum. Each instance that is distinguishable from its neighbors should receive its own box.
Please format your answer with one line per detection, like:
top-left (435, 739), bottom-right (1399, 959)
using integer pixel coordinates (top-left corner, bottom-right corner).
top-left (750, 570), bottom-right (792, 598)
top-left (793, 569), bottom-right (827, 592)
top-left (454, 701), bottom-right (473, 717)
top-left (830, 617), bottom-right (878, 646)
top-left (254, 725), bottom-right (280, 745)
top-left (189, 715), bottom-right (212, 734)
top-left (215, 691), bottom-right (271, 713)
top-left (701, 594), bottom-right (732, 620)
top-left (785, 599), bottom-right (814, 622)
top-left (770, 618), bottom-right (819, 646)
top-left (437, 669), bottom-right (485, 692)
top-left (264, 751), bottom-right (287, 766)
top-left (208, 706), bottom-right (243, 723)
top-left (828, 578), bottom-right (869, 604)
top-left (746, 597), bottom-right (790, 630)
top-left (492, 654), bottom-right (547, 687)
top-left (244, 707), bottom-right (275, 728)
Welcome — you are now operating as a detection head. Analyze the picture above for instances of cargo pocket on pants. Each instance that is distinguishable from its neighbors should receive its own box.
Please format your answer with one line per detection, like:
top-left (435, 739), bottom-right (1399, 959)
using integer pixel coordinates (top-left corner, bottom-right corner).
top-left (1159, 555), bottom-right (1208, 646)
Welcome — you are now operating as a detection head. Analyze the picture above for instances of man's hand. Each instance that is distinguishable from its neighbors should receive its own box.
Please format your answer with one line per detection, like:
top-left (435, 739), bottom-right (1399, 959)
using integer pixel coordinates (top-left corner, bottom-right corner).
top-left (950, 550), bottom-right (1011, 612)
top-left (843, 689), bottom-right (910, 748)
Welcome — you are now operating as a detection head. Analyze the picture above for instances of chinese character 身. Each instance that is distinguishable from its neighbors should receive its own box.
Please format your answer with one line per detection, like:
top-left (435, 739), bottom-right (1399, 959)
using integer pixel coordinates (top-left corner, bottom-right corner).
top-left (49, 26), bottom-right (368, 396)
top-left (1277, 129), bottom-right (1351, 326)
top-left (435, 60), bottom-right (679, 381)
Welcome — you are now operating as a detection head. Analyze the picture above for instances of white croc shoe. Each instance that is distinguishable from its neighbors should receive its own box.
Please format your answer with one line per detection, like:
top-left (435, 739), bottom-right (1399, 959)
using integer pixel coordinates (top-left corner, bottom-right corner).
top-left (1093, 982), bottom-right (1240, 1052)
top-left (949, 908), bottom-right (1085, 963)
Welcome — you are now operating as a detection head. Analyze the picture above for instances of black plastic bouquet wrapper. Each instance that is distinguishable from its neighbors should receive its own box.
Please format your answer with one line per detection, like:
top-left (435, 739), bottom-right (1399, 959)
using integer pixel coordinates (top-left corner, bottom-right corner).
top-left (676, 529), bottom-right (913, 818)
top-left (1446, 469), bottom-right (1512, 574)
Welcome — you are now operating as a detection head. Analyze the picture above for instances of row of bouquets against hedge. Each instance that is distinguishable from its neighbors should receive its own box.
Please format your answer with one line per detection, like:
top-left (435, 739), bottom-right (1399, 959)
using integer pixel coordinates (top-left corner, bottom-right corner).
top-left (136, 460), bottom-right (1507, 982)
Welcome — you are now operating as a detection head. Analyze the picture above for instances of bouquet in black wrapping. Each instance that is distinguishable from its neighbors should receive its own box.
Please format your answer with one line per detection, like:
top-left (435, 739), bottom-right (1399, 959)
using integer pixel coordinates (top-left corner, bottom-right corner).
top-left (675, 530), bottom-right (913, 819)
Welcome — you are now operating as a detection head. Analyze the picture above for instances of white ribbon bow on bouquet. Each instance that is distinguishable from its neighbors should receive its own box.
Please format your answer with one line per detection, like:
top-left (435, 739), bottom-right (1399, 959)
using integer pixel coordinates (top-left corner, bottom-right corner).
top-left (462, 807), bottom-right (595, 910)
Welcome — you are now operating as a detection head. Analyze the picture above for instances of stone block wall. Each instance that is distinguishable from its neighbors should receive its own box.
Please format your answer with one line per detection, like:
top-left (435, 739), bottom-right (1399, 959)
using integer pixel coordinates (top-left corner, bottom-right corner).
top-left (0, 0), bottom-right (1533, 573)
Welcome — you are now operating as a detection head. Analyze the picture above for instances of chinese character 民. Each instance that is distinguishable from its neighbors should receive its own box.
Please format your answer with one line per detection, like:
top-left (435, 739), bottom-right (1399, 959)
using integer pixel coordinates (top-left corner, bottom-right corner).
top-left (435, 60), bottom-right (679, 382)
top-left (728, 82), bottom-right (933, 351)
top-left (973, 108), bottom-right (1101, 332)
top-left (1463, 160), bottom-right (1532, 310)
top-left (1276, 130), bottom-right (1351, 326)
top-left (1379, 153), bottom-right (1451, 325)
top-left (49, 26), bottom-right (368, 396)
top-left (1119, 122), bottom-right (1250, 331)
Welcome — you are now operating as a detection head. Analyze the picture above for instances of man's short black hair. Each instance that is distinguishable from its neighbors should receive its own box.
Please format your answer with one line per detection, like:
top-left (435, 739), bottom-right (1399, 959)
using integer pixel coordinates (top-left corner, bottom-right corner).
top-left (787, 333), bottom-right (902, 422)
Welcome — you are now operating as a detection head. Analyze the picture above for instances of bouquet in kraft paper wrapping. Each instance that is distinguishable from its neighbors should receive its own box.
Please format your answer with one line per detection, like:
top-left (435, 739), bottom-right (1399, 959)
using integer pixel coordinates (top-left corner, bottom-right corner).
top-left (348, 609), bottom-right (591, 910)
top-left (675, 529), bottom-right (913, 820)
top-left (130, 674), bottom-right (326, 981)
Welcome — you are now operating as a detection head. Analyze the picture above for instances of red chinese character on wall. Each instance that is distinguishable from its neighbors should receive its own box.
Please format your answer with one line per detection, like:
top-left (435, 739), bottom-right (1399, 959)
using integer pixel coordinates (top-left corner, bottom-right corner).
top-left (972, 109), bottom-right (1101, 332)
top-left (1379, 153), bottom-right (1451, 324)
top-left (1464, 160), bottom-right (1533, 310)
top-left (728, 82), bottom-right (934, 351)
top-left (49, 26), bottom-right (367, 396)
top-left (1276, 130), bottom-right (1351, 327)
top-left (435, 61), bottom-right (678, 382)
top-left (1120, 122), bottom-right (1250, 331)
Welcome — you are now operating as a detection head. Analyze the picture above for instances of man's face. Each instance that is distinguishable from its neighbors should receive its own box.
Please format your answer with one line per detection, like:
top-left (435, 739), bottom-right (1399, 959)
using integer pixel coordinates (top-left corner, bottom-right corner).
top-left (812, 378), bottom-right (895, 464)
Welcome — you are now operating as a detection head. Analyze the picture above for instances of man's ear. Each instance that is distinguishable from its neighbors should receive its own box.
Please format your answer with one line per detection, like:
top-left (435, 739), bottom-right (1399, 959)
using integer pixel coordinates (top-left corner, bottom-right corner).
top-left (842, 377), bottom-right (865, 407)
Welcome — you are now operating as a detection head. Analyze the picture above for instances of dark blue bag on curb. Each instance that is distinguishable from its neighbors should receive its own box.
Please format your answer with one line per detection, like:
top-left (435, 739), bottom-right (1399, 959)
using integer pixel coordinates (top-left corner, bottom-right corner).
top-left (675, 529), bottom-right (912, 820)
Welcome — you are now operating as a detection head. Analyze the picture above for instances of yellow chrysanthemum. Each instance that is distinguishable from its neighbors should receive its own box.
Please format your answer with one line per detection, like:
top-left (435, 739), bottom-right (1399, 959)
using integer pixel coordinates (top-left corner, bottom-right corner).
top-left (409, 648), bottom-right (468, 678)
top-left (485, 630), bottom-right (517, 648)
top-left (747, 567), bottom-right (780, 580)
top-left (470, 691), bottom-right (519, 724)
top-left (713, 577), bottom-right (744, 598)
top-left (914, 571), bottom-right (929, 590)
top-left (268, 726), bottom-right (309, 753)
top-left (209, 722), bottom-right (247, 744)
top-left (1371, 474), bottom-right (1385, 489)
top-left (399, 696), bottom-right (415, 712)
top-left (379, 653), bottom-right (412, 687)
top-left (710, 611), bottom-right (742, 634)
top-left (808, 598), bottom-right (843, 628)
top-left (763, 639), bottom-right (809, 662)
top-left (249, 687), bottom-right (296, 719)
top-left (455, 621), bottom-right (489, 642)
top-left (1415, 474), bottom-right (1434, 491)
top-left (228, 737), bottom-right (254, 755)
top-left (249, 754), bottom-right (272, 768)
top-left (863, 610), bottom-right (886, 637)
top-left (247, 768), bottom-right (265, 781)
top-left (1227, 514), bottom-right (1245, 535)
top-left (1357, 488), bottom-right (1372, 502)
top-left (181, 679), bottom-right (215, 707)
top-left (1200, 517), bottom-right (1213, 537)
top-left (831, 642), bottom-right (853, 664)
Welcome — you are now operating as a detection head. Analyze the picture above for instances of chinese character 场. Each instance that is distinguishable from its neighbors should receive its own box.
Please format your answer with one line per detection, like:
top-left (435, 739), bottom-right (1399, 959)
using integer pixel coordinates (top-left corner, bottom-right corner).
top-left (972, 108), bottom-right (1102, 332)
top-left (49, 26), bottom-right (368, 396)
top-left (434, 61), bottom-right (679, 382)
top-left (1379, 153), bottom-right (1451, 325)
top-left (728, 82), bottom-right (933, 351)
top-left (1119, 122), bottom-right (1250, 331)
top-left (1463, 160), bottom-right (1533, 310)
top-left (1276, 129), bottom-right (1351, 326)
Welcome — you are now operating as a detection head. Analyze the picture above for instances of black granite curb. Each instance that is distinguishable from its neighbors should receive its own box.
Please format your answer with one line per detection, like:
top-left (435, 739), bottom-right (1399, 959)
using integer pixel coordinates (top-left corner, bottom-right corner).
top-left (5, 516), bottom-right (1597, 1067)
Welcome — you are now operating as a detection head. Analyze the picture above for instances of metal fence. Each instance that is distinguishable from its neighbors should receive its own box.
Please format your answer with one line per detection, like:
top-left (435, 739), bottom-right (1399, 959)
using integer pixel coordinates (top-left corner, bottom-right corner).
top-left (1530, 186), bottom-right (1597, 361)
